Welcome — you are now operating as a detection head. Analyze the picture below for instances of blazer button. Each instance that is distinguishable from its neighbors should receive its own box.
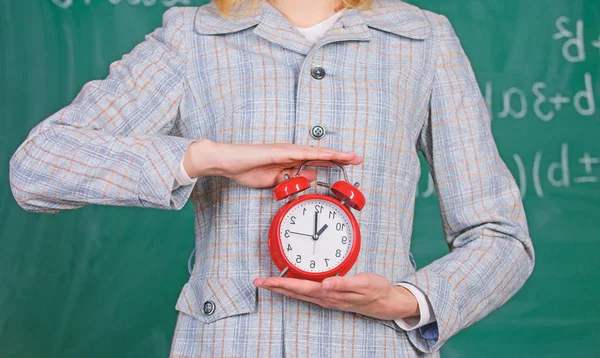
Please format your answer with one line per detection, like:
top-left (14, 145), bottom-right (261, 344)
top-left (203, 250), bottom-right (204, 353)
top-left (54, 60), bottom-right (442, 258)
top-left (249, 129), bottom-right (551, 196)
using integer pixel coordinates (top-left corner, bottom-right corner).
top-left (310, 125), bottom-right (326, 140)
top-left (203, 300), bottom-right (215, 316)
top-left (311, 66), bottom-right (326, 80)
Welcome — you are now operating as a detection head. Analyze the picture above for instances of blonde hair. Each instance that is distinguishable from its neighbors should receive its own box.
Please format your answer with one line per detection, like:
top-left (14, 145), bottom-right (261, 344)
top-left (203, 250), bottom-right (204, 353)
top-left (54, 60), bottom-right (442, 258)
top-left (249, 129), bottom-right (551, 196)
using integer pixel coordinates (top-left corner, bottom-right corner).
top-left (212, 0), bottom-right (374, 19)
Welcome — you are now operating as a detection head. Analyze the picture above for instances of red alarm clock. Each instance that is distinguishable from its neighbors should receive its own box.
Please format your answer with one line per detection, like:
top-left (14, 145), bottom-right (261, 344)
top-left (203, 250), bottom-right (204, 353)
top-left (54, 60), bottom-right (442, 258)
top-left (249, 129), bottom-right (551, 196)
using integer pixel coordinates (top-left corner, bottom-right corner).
top-left (268, 161), bottom-right (366, 282)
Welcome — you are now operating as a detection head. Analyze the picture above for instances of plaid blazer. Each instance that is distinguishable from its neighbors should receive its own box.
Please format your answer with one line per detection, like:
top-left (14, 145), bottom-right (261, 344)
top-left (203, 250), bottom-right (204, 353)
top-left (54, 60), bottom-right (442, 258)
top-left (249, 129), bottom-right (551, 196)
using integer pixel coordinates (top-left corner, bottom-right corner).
top-left (9, 0), bottom-right (535, 356)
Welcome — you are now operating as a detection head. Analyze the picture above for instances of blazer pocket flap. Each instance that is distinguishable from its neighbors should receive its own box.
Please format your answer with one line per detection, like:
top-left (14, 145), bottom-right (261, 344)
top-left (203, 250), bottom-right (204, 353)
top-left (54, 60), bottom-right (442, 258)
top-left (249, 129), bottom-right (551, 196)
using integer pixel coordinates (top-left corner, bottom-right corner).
top-left (175, 277), bottom-right (257, 323)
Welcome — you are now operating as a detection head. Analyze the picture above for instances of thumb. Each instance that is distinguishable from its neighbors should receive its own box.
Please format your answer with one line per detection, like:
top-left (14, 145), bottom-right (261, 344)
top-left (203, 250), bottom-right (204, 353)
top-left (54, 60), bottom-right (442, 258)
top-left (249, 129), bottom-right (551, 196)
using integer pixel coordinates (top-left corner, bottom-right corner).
top-left (322, 276), bottom-right (346, 291)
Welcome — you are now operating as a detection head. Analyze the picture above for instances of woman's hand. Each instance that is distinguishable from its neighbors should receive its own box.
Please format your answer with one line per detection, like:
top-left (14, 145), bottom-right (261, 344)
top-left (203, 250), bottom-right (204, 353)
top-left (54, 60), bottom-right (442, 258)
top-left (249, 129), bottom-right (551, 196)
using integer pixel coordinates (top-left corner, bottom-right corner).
top-left (183, 139), bottom-right (362, 188)
top-left (253, 273), bottom-right (420, 321)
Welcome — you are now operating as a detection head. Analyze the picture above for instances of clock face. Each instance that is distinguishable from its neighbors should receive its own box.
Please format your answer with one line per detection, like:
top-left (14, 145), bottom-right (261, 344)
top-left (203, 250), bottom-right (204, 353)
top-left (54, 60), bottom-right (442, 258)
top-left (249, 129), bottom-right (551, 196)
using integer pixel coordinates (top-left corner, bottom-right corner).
top-left (279, 199), bottom-right (354, 273)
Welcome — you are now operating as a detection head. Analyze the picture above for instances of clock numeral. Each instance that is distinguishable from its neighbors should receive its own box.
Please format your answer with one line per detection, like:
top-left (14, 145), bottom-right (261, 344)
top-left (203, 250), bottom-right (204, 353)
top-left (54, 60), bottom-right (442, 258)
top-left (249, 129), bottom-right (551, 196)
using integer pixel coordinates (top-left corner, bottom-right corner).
top-left (290, 216), bottom-right (296, 225)
top-left (341, 236), bottom-right (348, 245)
top-left (314, 205), bottom-right (323, 214)
top-left (310, 260), bottom-right (316, 269)
top-left (324, 258), bottom-right (329, 267)
top-left (303, 208), bottom-right (307, 216)
top-left (284, 230), bottom-right (290, 238)
top-left (295, 255), bottom-right (302, 264)
top-left (335, 249), bottom-right (341, 258)
top-left (287, 244), bottom-right (292, 252)
top-left (336, 223), bottom-right (345, 231)
top-left (329, 211), bottom-right (336, 219)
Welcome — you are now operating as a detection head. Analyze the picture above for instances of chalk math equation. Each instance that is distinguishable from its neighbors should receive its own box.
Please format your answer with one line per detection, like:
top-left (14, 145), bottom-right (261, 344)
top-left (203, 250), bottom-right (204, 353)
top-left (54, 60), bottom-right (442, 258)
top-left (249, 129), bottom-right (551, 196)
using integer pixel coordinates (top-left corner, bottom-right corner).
top-left (484, 16), bottom-right (598, 122)
top-left (484, 73), bottom-right (595, 122)
top-left (553, 16), bottom-right (600, 63)
top-left (417, 143), bottom-right (598, 200)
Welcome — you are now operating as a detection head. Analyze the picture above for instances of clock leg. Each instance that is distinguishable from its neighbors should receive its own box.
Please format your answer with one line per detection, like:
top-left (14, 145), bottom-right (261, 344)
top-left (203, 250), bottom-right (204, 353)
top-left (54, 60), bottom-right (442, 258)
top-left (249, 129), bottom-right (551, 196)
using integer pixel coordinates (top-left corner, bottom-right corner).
top-left (279, 267), bottom-right (289, 277)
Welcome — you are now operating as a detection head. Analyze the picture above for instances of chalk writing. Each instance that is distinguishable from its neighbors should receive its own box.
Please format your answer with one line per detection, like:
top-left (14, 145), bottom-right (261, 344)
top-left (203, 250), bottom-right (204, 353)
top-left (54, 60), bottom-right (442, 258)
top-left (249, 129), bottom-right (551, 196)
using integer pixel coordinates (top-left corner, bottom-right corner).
top-left (417, 143), bottom-right (599, 200)
top-left (512, 143), bottom-right (600, 198)
top-left (553, 16), bottom-right (599, 63)
top-left (593, 35), bottom-right (600, 53)
top-left (485, 73), bottom-right (596, 122)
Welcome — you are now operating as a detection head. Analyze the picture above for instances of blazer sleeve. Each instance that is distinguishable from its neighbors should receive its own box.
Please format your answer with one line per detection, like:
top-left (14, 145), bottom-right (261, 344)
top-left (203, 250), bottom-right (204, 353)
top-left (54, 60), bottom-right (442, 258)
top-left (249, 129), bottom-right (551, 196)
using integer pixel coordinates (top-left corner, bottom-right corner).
top-left (400, 14), bottom-right (536, 352)
top-left (9, 7), bottom-right (196, 213)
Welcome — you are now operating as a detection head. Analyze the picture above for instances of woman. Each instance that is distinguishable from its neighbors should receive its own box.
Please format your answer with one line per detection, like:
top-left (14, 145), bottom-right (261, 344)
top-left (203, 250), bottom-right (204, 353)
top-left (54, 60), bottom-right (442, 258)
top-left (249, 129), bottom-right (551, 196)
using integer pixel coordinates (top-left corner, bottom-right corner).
top-left (9, 0), bottom-right (535, 356)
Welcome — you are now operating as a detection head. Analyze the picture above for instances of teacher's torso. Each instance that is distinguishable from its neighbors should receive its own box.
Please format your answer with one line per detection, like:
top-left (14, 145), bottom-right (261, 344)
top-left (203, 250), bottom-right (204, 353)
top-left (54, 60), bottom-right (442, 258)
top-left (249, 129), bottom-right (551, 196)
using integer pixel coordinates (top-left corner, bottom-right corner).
top-left (171, 1), bottom-right (439, 357)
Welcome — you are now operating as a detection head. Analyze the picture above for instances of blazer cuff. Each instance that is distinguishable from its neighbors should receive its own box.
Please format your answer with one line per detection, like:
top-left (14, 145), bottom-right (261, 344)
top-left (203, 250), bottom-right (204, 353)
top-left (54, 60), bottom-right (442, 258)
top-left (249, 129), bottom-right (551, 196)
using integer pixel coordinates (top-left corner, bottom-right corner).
top-left (138, 136), bottom-right (196, 210)
top-left (399, 270), bottom-right (460, 353)
top-left (172, 150), bottom-right (198, 190)
top-left (393, 282), bottom-right (436, 331)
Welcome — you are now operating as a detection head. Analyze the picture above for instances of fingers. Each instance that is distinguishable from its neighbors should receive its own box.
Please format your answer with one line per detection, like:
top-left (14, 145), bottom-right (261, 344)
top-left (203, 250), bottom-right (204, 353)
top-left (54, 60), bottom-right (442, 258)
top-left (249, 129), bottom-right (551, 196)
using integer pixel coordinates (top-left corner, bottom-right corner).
top-left (272, 145), bottom-right (363, 185)
top-left (278, 145), bottom-right (363, 166)
top-left (255, 277), bottom-right (322, 296)
top-left (253, 277), bottom-right (364, 310)
top-left (299, 169), bottom-right (318, 182)
top-left (260, 286), bottom-right (326, 306)
top-left (254, 275), bottom-right (371, 295)
top-left (322, 275), bottom-right (370, 293)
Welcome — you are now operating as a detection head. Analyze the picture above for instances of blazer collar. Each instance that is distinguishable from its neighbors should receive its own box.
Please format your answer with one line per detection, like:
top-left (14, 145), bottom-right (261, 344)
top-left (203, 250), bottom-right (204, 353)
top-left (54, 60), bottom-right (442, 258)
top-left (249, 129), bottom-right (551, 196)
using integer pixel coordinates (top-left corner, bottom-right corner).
top-left (194, 0), bottom-right (430, 40)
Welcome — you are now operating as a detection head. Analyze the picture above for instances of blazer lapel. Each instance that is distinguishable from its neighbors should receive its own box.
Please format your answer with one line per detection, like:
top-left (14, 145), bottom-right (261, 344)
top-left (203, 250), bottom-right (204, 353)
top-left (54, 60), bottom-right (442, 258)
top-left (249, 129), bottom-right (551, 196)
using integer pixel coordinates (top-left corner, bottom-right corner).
top-left (360, 0), bottom-right (431, 40)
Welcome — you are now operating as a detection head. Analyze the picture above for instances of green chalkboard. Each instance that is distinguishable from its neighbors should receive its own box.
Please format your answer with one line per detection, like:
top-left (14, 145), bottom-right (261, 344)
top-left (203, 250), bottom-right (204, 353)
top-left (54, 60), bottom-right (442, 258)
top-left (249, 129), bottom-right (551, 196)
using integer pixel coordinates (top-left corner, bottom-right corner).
top-left (1, 1), bottom-right (598, 357)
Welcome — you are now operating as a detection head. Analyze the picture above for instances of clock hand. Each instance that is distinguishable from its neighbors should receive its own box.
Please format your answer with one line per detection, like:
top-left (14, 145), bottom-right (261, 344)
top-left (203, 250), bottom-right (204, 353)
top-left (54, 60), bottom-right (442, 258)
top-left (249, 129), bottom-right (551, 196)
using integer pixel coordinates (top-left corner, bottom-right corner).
top-left (315, 224), bottom-right (329, 239)
top-left (288, 231), bottom-right (313, 238)
top-left (312, 211), bottom-right (320, 255)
